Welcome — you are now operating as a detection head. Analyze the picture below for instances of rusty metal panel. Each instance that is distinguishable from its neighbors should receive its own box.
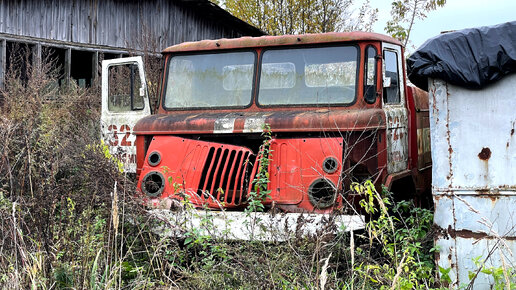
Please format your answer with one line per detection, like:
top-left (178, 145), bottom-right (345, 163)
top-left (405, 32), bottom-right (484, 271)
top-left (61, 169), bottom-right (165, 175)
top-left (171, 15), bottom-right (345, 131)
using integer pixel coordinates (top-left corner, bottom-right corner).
top-left (384, 106), bottom-right (408, 173)
top-left (382, 42), bottom-right (409, 175)
top-left (429, 74), bottom-right (516, 288)
top-left (162, 31), bottom-right (401, 53)
top-left (139, 136), bottom-right (348, 213)
top-left (133, 109), bottom-right (386, 135)
top-left (139, 136), bottom-right (254, 208)
top-left (101, 57), bottom-right (151, 173)
top-left (268, 137), bottom-right (344, 212)
top-left (434, 193), bottom-right (516, 288)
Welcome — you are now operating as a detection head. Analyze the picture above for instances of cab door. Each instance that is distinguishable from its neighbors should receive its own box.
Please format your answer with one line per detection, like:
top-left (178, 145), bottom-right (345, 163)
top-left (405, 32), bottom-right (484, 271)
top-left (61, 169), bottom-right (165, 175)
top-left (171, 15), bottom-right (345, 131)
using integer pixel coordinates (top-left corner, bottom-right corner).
top-left (101, 56), bottom-right (151, 173)
top-left (382, 43), bottom-right (408, 174)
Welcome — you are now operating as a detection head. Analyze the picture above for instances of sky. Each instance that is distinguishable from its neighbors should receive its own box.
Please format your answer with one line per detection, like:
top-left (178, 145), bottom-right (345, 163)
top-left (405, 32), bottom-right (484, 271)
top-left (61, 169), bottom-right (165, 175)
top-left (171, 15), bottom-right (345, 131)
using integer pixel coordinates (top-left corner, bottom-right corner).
top-left (369, 0), bottom-right (516, 51)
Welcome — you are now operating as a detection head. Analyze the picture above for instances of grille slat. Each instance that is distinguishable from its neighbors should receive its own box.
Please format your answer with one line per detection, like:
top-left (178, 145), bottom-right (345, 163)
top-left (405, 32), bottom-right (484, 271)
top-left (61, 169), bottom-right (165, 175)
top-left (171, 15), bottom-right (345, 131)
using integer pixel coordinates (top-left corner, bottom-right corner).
top-left (197, 145), bottom-right (253, 207)
top-left (198, 147), bottom-right (215, 200)
top-left (221, 150), bottom-right (237, 202)
top-left (210, 149), bottom-right (228, 199)
top-left (231, 151), bottom-right (245, 204)
top-left (201, 147), bottom-right (219, 199)
top-left (238, 152), bottom-right (251, 204)
top-left (224, 151), bottom-right (240, 204)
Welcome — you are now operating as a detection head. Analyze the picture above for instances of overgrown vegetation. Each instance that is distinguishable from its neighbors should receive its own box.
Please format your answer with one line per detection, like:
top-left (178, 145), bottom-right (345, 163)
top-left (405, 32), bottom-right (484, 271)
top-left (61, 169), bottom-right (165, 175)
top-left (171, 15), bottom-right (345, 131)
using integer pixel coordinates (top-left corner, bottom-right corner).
top-left (386, 0), bottom-right (446, 47)
top-left (0, 48), bottom-right (459, 289)
top-left (221, 0), bottom-right (378, 35)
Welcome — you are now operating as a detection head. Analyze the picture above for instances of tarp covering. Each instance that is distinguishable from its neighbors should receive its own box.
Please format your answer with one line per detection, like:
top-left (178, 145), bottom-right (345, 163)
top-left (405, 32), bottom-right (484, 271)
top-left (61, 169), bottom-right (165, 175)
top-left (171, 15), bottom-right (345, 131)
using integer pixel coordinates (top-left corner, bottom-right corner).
top-left (407, 21), bottom-right (516, 90)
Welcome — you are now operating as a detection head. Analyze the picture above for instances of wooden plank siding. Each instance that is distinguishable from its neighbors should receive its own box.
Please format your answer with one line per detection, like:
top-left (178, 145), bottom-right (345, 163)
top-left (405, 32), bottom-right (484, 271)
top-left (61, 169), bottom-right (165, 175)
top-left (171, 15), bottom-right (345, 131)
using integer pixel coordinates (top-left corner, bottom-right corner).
top-left (0, 0), bottom-right (263, 88)
top-left (0, 0), bottom-right (263, 52)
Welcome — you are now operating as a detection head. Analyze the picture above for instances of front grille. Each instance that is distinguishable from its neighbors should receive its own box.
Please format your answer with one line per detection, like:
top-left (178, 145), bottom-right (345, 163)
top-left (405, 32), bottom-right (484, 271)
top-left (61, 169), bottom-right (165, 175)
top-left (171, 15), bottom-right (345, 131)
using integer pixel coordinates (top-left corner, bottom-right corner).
top-left (197, 145), bottom-right (254, 207)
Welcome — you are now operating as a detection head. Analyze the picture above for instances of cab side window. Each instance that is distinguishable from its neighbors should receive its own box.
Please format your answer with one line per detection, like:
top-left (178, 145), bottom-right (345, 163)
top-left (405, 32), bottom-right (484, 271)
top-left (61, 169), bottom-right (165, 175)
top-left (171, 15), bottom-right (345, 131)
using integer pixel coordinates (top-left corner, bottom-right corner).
top-left (364, 46), bottom-right (377, 103)
top-left (108, 64), bottom-right (144, 112)
top-left (383, 50), bottom-right (400, 104)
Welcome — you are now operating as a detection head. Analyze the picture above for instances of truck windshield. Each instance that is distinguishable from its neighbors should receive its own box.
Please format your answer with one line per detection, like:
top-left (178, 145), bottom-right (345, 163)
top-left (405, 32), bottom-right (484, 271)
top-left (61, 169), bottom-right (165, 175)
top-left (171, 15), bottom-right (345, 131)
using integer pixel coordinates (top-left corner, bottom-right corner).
top-left (164, 51), bottom-right (255, 109)
top-left (163, 45), bottom-right (357, 109)
top-left (258, 46), bottom-right (357, 106)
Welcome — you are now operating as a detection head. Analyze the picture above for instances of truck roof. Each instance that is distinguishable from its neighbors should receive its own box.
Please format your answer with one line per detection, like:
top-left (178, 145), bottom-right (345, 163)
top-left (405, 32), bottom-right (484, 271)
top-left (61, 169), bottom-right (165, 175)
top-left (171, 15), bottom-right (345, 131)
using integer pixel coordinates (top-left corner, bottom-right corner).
top-left (162, 31), bottom-right (402, 53)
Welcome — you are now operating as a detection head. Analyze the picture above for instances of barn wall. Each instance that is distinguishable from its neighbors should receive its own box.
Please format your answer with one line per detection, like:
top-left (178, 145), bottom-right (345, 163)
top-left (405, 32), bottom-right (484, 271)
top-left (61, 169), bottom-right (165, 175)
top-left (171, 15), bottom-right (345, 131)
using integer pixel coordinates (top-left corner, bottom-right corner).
top-left (0, 0), bottom-right (251, 52)
top-left (0, 0), bottom-right (262, 88)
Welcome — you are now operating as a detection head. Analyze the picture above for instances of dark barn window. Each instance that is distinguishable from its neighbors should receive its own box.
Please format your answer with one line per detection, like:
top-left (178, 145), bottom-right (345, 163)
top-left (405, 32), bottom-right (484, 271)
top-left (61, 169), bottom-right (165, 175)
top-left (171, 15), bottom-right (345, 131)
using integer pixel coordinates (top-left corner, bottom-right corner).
top-left (71, 50), bottom-right (94, 87)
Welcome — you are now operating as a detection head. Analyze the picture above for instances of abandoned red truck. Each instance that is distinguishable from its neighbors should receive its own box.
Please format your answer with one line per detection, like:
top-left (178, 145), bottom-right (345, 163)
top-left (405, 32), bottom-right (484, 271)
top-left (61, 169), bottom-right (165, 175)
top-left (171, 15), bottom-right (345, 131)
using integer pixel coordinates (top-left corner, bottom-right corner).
top-left (101, 32), bottom-right (431, 214)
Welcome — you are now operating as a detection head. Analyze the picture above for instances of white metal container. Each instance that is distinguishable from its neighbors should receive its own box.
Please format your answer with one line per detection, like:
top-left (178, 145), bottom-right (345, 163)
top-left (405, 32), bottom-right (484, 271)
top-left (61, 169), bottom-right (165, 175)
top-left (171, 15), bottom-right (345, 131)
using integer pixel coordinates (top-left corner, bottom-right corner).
top-left (429, 75), bottom-right (516, 288)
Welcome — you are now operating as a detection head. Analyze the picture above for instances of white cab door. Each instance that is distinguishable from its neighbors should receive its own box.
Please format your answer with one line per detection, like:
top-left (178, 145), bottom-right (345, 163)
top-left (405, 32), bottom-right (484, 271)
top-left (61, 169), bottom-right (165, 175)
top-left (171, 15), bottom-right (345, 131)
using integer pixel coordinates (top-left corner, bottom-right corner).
top-left (101, 56), bottom-right (150, 173)
top-left (382, 43), bottom-right (408, 174)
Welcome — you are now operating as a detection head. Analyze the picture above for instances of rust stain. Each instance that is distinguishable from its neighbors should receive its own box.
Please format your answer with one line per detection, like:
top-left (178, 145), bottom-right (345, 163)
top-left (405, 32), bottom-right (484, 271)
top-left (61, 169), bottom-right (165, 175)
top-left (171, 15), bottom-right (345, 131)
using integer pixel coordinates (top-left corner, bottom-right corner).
top-left (436, 225), bottom-right (516, 240)
top-left (475, 189), bottom-right (499, 202)
top-left (448, 228), bottom-right (516, 240)
top-left (445, 84), bottom-right (453, 181)
top-left (478, 147), bottom-right (491, 160)
top-left (433, 223), bottom-right (450, 239)
top-left (133, 109), bottom-right (386, 135)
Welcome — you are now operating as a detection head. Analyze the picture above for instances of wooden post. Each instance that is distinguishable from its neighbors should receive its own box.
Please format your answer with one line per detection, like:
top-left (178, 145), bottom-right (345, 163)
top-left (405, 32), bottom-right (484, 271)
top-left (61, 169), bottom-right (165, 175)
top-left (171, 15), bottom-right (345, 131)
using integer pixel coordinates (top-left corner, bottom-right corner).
top-left (64, 48), bottom-right (71, 86)
top-left (0, 39), bottom-right (6, 89)
top-left (32, 43), bottom-right (42, 73)
top-left (92, 51), bottom-right (99, 87)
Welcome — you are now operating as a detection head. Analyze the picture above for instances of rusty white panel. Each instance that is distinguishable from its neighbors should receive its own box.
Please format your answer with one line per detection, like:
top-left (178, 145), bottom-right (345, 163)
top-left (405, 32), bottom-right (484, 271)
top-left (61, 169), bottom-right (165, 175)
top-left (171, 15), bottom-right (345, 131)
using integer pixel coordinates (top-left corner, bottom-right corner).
top-left (434, 193), bottom-right (516, 288)
top-left (429, 76), bottom-right (516, 191)
top-left (213, 116), bottom-right (236, 133)
top-left (435, 193), bottom-right (516, 234)
top-left (382, 42), bottom-right (408, 174)
top-left (434, 236), bottom-right (457, 286)
top-left (148, 209), bottom-right (365, 242)
top-left (430, 75), bottom-right (516, 289)
top-left (243, 115), bottom-right (267, 133)
top-left (436, 233), bottom-right (516, 289)
top-left (101, 57), bottom-right (151, 173)
top-left (384, 105), bottom-right (409, 173)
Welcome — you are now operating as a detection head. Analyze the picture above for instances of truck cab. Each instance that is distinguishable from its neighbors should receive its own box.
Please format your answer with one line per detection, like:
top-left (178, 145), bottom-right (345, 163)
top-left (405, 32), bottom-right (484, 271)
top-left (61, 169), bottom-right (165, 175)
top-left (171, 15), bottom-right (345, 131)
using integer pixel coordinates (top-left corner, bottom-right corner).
top-left (102, 32), bottom-right (431, 213)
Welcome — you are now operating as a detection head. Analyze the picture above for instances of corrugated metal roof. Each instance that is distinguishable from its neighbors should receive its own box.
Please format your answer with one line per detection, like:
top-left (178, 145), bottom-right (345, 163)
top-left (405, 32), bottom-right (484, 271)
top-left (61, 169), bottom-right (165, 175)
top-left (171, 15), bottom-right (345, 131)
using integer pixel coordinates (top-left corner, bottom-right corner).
top-left (163, 31), bottom-right (401, 53)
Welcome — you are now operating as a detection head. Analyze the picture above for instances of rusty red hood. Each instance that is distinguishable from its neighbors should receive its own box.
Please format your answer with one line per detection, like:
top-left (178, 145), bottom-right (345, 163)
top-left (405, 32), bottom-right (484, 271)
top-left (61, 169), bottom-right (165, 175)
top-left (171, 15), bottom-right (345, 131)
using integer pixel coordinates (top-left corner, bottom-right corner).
top-left (133, 108), bottom-right (385, 135)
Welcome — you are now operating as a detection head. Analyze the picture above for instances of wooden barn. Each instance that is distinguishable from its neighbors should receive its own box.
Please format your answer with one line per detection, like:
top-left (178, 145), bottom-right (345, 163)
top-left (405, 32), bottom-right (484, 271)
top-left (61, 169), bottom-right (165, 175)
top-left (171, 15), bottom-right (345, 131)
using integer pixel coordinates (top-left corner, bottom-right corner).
top-left (0, 0), bottom-right (264, 87)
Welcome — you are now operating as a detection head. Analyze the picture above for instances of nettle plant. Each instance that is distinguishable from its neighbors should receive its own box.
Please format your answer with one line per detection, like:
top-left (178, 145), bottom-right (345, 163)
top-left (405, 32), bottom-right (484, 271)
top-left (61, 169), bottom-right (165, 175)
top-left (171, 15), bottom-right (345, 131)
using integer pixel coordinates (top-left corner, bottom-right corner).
top-left (351, 180), bottom-right (438, 289)
top-left (247, 123), bottom-right (273, 213)
top-left (243, 124), bottom-right (273, 239)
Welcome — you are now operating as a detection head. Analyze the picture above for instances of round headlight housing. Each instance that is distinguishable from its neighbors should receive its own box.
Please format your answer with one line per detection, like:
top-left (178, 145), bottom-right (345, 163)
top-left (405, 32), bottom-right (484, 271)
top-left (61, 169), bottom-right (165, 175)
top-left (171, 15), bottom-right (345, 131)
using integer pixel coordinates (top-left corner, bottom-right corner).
top-left (141, 171), bottom-right (165, 197)
top-left (148, 151), bottom-right (161, 167)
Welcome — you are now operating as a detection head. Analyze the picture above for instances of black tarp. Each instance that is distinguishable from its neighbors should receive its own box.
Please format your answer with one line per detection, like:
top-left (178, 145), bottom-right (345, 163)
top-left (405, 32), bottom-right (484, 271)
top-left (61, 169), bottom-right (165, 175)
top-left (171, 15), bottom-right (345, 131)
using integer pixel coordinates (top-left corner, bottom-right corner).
top-left (407, 21), bottom-right (516, 91)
